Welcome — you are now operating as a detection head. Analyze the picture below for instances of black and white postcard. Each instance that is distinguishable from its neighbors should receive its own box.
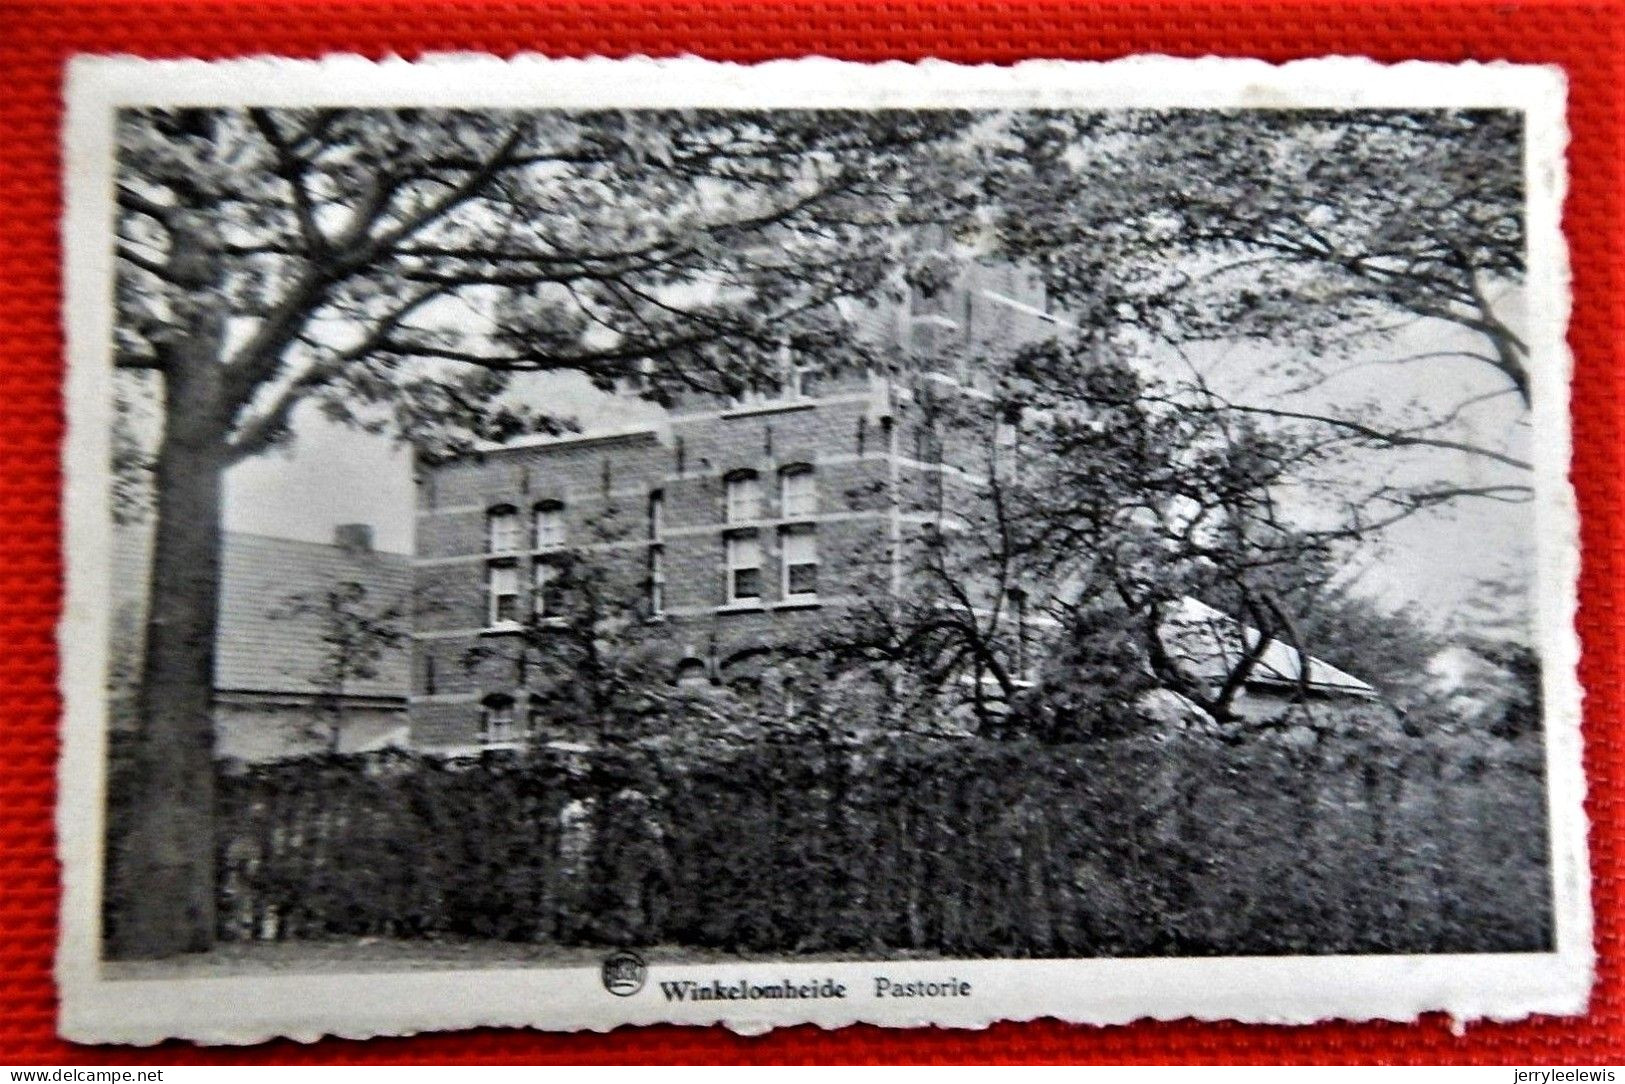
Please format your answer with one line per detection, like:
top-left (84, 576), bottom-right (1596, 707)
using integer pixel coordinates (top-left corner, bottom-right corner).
top-left (56, 54), bottom-right (1589, 1043)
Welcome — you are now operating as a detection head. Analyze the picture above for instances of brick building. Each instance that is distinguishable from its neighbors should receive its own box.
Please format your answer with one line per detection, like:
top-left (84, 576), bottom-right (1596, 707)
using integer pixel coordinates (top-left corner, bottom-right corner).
top-left (408, 260), bottom-right (1053, 752)
top-left (408, 262), bottom-right (1375, 752)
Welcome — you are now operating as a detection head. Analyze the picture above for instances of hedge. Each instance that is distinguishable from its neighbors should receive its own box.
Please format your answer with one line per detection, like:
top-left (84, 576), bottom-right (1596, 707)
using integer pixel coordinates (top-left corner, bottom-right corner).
top-left (205, 728), bottom-right (1552, 957)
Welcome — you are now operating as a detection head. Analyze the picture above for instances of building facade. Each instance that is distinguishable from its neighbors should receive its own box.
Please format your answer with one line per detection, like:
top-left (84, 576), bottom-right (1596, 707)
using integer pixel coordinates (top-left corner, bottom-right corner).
top-left (406, 255), bottom-right (1056, 752)
top-left (407, 262), bottom-right (1377, 752)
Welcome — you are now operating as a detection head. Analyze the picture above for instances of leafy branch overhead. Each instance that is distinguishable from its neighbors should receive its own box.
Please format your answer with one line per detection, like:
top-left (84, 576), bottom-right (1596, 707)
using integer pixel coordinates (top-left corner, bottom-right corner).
top-left (994, 110), bottom-right (1526, 396)
top-left (114, 107), bottom-right (968, 461)
top-left (983, 109), bottom-right (1531, 507)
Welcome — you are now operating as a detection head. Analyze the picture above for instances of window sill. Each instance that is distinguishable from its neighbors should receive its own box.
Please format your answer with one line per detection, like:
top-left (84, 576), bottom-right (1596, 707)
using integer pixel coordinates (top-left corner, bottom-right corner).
top-left (715, 601), bottom-right (767, 614)
top-left (951, 675), bottom-right (1036, 692)
top-left (726, 515), bottom-right (821, 531)
top-left (538, 738), bottom-right (595, 754)
top-left (772, 597), bottom-right (822, 611)
top-left (721, 399), bottom-right (818, 420)
top-left (481, 622), bottom-right (525, 636)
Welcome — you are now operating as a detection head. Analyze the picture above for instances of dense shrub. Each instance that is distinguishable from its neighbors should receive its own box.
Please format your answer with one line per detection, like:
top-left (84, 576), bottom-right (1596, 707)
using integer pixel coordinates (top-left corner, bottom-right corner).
top-left (210, 727), bottom-right (1552, 957)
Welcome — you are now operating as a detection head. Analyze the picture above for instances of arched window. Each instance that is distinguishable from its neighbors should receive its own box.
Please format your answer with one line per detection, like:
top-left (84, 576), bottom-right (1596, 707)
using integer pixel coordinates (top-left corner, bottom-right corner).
top-left (720, 647), bottom-right (770, 693)
top-left (779, 464), bottom-right (816, 519)
top-left (487, 504), bottom-right (521, 554)
top-left (533, 500), bottom-right (565, 549)
top-left (675, 657), bottom-right (709, 688)
top-left (481, 694), bottom-right (517, 744)
top-left (724, 470), bottom-right (761, 524)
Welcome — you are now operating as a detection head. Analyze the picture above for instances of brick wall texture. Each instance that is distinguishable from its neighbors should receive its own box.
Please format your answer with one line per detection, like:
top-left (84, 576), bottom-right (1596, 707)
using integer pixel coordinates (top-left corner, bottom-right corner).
top-left (409, 366), bottom-right (1003, 749)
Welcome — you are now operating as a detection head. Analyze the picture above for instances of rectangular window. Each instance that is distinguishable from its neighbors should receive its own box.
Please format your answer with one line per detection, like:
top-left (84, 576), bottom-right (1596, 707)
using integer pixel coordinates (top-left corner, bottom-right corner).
top-left (534, 560), bottom-right (563, 617)
top-left (534, 503), bottom-right (565, 549)
top-left (726, 532), bottom-right (762, 602)
top-left (488, 508), bottom-right (521, 554)
top-left (787, 365), bottom-right (819, 399)
top-left (649, 545), bottom-right (665, 616)
top-left (484, 699), bottom-right (516, 743)
top-left (648, 490), bottom-right (664, 539)
top-left (781, 525), bottom-right (818, 598)
top-left (780, 467), bottom-right (816, 519)
top-left (726, 474), bottom-right (761, 524)
top-left (488, 563), bottom-right (520, 626)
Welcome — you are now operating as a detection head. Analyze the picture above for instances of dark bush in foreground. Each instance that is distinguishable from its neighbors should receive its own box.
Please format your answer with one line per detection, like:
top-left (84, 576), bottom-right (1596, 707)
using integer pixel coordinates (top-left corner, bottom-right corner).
top-left (202, 726), bottom-right (1551, 959)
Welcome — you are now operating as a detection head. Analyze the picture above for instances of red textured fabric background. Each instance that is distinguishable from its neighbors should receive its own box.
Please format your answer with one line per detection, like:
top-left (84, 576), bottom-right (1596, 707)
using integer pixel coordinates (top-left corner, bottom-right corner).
top-left (0, 0), bottom-right (1618, 1064)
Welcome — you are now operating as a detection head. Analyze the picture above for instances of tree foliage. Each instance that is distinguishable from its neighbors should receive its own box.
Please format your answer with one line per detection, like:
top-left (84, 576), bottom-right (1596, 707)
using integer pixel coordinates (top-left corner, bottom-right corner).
top-left (274, 580), bottom-right (410, 753)
top-left (987, 109), bottom-right (1531, 504)
top-left (108, 104), bottom-right (1535, 956)
top-left (109, 105), bottom-right (966, 958)
top-left (994, 110), bottom-right (1525, 390)
top-left (116, 107), bottom-right (967, 459)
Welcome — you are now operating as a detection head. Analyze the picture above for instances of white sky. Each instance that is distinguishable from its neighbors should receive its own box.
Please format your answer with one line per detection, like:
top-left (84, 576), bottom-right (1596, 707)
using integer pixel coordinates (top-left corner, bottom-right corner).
top-left (1165, 311), bottom-right (1532, 619)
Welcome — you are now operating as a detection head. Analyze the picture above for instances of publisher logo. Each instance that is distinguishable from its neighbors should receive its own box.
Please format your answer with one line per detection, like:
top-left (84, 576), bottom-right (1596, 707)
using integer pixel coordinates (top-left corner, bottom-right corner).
top-left (601, 949), bottom-right (647, 997)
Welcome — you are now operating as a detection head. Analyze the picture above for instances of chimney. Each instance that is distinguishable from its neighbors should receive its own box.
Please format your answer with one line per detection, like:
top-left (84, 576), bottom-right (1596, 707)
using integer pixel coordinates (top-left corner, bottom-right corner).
top-left (334, 523), bottom-right (374, 554)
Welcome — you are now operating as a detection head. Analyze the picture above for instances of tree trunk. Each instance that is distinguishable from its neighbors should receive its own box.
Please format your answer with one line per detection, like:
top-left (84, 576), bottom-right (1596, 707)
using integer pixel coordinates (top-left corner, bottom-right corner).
top-left (107, 314), bottom-right (228, 959)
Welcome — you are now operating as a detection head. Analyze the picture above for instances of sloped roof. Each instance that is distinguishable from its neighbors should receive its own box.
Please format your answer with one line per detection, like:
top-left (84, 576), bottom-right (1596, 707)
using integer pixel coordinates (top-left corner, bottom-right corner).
top-left (1163, 597), bottom-right (1379, 698)
top-left (113, 528), bottom-right (412, 699)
